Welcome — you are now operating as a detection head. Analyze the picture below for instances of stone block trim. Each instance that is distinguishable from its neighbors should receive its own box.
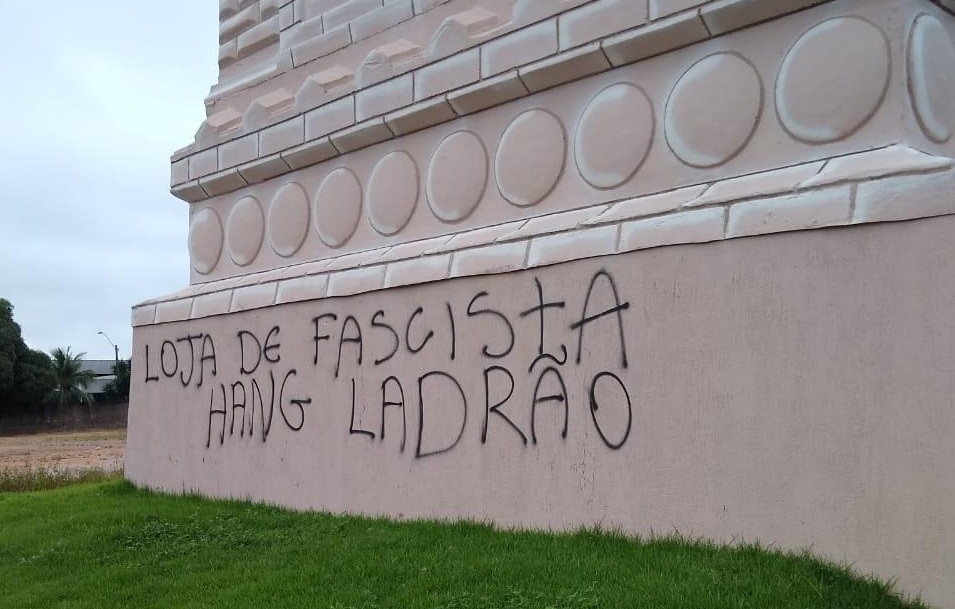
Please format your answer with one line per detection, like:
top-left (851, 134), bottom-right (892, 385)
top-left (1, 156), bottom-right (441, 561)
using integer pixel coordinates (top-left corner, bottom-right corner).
top-left (700, 0), bottom-right (831, 36)
top-left (448, 241), bottom-right (528, 277)
top-left (218, 0), bottom-right (289, 68)
top-left (557, 0), bottom-right (649, 51)
top-left (517, 43), bottom-right (611, 93)
top-left (725, 185), bottom-right (852, 238)
top-left (136, 146), bottom-right (955, 325)
top-left (853, 169), bottom-right (955, 224)
top-left (178, 0), bottom-right (843, 183)
top-left (173, 0), bottom-right (954, 215)
top-left (357, 74), bottom-right (414, 120)
top-left (415, 50), bottom-right (481, 98)
top-left (602, 10), bottom-right (709, 66)
top-left (619, 207), bottom-right (725, 251)
top-left (480, 20), bottom-right (558, 77)
top-left (181, 0), bottom-right (955, 279)
top-left (191, 290), bottom-right (233, 318)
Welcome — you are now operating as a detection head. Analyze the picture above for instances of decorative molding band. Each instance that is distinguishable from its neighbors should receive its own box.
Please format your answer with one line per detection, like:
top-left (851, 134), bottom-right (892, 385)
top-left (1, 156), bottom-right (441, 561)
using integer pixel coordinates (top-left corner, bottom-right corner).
top-left (137, 145), bottom-right (955, 326)
top-left (178, 0), bottom-right (955, 283)
top-left (172, 0), bottom-right (842, 199)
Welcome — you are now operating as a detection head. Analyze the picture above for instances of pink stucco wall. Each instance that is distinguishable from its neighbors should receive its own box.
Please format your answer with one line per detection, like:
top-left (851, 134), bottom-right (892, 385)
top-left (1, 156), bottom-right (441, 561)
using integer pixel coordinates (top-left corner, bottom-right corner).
top-left (129, 216), bottom-right (955, 605)
top-left (135, 0), bottom-right (955, 605)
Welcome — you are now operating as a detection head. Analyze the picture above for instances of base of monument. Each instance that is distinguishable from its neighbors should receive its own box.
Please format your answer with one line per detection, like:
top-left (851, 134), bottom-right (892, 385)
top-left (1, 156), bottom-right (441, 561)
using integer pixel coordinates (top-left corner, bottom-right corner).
top-left (128, 214), bottom-right (955, 606)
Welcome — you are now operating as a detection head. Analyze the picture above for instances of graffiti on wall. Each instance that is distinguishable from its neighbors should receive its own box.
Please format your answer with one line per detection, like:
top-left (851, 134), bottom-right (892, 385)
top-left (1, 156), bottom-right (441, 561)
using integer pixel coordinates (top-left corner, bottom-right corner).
top-left (142, 270), bottom-right (637, 459)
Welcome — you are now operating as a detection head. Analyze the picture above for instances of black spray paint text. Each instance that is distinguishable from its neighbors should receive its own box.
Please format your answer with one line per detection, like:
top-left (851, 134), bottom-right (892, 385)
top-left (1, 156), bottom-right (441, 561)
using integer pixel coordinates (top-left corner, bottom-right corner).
top-left (142, 270), bottom-right (634, 458)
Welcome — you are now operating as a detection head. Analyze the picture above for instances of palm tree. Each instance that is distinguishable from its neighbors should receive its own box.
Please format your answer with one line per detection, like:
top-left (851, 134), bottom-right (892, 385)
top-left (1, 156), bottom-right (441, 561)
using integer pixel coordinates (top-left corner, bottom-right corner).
top-left (50, 347), bottom-right (95, 418)
top-left (103, 359), bottom-right (130, 402)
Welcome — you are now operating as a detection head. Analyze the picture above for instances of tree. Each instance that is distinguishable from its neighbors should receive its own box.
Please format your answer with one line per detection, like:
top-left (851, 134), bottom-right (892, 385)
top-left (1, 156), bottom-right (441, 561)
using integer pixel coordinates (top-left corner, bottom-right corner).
top-left (50, 347), bottom-right (95, 418)
top-left (103, 359), bottom-right (130, 402)
top-left (0, 299), bottom-right (55, 417)
top-left (0, 299), bottom-right (20, 398)
top-left (11, 349), bottom-right (56, 419)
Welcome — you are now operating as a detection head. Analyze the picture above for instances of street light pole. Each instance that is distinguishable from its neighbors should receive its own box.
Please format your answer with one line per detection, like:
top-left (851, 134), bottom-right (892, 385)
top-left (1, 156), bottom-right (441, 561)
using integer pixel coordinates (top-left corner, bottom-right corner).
top-left (97, 331), bottom-right (119, 363)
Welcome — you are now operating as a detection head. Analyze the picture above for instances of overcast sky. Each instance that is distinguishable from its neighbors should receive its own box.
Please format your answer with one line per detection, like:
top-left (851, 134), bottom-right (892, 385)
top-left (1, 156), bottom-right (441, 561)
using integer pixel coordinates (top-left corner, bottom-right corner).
top-left (0, 2), bottom-right (218, 361)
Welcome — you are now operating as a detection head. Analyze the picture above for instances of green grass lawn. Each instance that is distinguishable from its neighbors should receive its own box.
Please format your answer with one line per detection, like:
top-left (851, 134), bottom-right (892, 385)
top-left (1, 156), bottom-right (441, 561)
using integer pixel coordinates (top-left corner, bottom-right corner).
top-left (0, 478), bottom-right (927, 609)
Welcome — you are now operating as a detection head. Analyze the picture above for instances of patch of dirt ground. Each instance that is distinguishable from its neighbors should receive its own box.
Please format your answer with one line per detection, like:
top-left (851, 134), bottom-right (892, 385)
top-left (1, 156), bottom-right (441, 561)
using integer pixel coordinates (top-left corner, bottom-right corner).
top-left (0, 430), bottom-right (125, 473)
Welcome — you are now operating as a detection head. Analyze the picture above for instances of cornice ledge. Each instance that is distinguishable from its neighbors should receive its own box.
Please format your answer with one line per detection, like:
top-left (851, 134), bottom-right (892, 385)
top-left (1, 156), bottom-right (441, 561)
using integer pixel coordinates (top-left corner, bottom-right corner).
top-left (140, 146), bottom-right (955, 325)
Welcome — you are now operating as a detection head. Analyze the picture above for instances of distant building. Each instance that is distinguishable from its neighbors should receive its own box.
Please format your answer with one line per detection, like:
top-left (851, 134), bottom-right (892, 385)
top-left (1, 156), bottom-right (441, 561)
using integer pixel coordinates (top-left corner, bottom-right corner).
top-left (80, 360), bottom-right (116, 398)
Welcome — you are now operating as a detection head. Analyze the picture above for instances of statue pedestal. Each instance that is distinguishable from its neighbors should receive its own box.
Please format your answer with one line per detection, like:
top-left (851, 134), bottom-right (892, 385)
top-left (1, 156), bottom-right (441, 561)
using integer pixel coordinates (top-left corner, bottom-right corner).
top-left (130, 1), bottom-right (955, 605)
